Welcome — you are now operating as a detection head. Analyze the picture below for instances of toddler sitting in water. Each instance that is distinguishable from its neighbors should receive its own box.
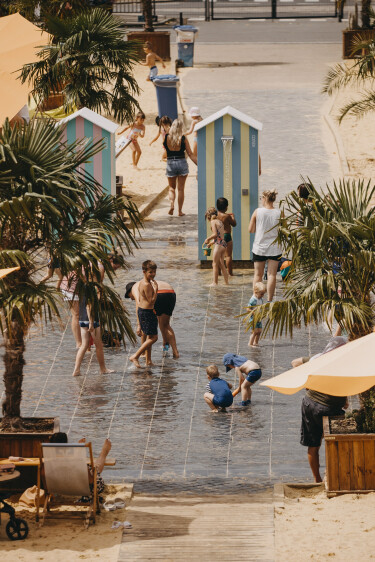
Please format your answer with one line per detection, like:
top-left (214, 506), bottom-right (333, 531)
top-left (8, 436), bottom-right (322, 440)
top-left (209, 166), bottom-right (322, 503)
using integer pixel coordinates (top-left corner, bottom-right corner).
top-left (204, 365), bottom-right (233, 412)
top-left (248, 282), bottom-right (266, 347)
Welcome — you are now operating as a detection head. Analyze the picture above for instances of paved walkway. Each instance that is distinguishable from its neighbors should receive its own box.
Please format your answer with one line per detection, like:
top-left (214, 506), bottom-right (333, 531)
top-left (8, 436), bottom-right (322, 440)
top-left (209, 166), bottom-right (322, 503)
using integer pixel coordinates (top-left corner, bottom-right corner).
top-left (119, 491), bottom-right (274, 561)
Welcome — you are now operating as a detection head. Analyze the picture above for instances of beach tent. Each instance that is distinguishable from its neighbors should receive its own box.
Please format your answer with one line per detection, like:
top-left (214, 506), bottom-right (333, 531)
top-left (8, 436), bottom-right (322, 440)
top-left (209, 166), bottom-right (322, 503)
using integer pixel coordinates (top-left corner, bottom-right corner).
top-left (59, 107), bottom-right (118, 197)
top-left (260, 332), bottom-right (375, 396)
top-left (195, 106), bottom-right (263, 265)
top-left (0, 13), bottom-right (49, 124)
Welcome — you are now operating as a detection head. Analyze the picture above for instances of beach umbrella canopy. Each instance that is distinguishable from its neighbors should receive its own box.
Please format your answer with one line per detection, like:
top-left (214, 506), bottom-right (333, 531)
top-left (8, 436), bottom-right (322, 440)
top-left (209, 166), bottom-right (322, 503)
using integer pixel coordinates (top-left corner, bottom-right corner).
top-left (260, 332), bottom-right (375, 397)
top-left (0, 13), bottom-right (49, 124)
top-left (0, 267), bottom-right (20, 279)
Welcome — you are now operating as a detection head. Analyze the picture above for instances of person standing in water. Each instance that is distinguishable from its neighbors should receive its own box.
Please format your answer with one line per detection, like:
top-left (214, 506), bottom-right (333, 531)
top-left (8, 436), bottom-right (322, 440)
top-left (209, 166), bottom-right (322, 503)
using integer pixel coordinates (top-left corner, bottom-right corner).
top-left (216, 197), bottom-right (237, 277)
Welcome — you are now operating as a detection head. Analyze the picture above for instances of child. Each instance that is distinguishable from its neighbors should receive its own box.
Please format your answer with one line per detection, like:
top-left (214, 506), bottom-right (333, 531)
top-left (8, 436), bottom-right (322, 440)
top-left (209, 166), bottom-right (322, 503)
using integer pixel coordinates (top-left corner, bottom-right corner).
top-left (204, 207), bottom-right (229, 287)
top-left (149, 115), bottom-right (172, 161)
top-left (129, 260), bottom-right (158, 368)
top-left (247, 282), bottom-right (266, 347)
top-left (185, 107), bottom-right (203, 158)
top-left (204, 365), bottom-right (233, 412)
top-left (223, 353), bottom-right (262, 407)
top-left (216, 197), bottom-right (237, 277)
top-left (118, 112), bottom-right (146, 169)
top-left (141, 41), bottom-right (166, 81)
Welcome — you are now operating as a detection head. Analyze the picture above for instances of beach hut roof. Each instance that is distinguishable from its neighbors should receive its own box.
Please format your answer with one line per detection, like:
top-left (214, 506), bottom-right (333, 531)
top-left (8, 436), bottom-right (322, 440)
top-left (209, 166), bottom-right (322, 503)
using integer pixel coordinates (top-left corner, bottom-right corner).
top-left (195, 106), bottom-right (263, 132)
top-left (59, 108), bottom-right (118, 134)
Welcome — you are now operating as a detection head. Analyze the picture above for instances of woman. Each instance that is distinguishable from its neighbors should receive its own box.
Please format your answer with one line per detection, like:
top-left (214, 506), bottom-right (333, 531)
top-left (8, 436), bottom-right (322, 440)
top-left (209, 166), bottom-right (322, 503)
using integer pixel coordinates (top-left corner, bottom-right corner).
top-left (163, 118), bottom-right (197, 217)
top-left (249, 189), bottom-right (282, 302)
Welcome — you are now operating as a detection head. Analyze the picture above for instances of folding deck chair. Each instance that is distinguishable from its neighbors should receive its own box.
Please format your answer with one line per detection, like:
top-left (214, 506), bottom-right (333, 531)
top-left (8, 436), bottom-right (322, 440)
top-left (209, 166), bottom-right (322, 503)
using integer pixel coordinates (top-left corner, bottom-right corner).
top-left (37, 443), bottom-right (100, 527)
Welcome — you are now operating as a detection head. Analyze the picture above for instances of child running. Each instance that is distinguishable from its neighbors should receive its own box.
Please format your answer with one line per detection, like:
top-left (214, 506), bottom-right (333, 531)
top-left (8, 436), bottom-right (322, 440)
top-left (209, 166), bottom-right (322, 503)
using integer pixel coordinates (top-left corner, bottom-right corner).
top-left (223, 353), bottom-right (262, 407)
top-left (118, 112), bottom-right (146, 169)
top-left (149, 115), bottom-right (172, 161)
top-left (216, 197), bottom-right (237, 277)
top-left (130, 260), bottom-right (158, 368)
top-left (185, 107), bottom-right (203, 158)
top-left (141, 41), bottom-right (166, 81)
top-left (204, 365), bottom-right (233, 413)
top-left (204, 207), bottom-right (229, 287)
top-left (247, 282), bottom-right (266, 347)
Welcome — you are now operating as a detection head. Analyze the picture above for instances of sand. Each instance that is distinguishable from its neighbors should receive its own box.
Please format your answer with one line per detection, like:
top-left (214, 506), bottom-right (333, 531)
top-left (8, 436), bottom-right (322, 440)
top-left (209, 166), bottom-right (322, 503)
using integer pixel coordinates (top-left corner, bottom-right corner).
top-left (115, 61), bottom-right (192, 211)
top-left (275, 485), bottom-right (375, 561)
top-left (0, 484), bottom-right (132, 561)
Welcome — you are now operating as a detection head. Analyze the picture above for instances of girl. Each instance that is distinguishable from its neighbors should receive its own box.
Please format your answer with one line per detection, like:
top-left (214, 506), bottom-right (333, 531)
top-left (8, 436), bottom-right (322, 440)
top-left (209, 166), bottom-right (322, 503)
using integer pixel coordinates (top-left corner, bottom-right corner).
top-left (118, 112), bottom-right (146, 169)
top-left (223, 353), bottom-right (262, 407)
top-left (149, 115), bottom-right (172, 161)
top-left (204, 207), bottom-right (229, 287)
top-left (248, 189), bottom-right (282, 302)
top-left (185, 107), bottom-right (202, 158)
top-left (163, 118), bottom-right (197, 216)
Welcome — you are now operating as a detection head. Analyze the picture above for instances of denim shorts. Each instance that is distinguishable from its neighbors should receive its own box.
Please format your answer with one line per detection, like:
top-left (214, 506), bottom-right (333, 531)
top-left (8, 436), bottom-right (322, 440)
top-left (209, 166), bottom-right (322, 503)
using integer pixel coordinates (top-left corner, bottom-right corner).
top-left (166, 158), bottom-right (189, 178)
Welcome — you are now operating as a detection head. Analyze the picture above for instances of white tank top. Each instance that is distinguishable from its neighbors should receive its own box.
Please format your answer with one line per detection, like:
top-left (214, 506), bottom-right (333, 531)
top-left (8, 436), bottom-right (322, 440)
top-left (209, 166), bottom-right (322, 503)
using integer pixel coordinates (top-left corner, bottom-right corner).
top-left (252, 207), bottom-right (282, 256)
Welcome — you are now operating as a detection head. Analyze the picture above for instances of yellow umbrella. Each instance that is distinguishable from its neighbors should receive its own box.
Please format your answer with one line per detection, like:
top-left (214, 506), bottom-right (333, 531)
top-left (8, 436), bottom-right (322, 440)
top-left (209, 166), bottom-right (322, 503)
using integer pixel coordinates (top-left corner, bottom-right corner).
top-left (260, 333), bottom-right (375, 397)
top-left (0, 13), bottom-right (50, 124)
top-left (0, 266), bottom-right (20, 279)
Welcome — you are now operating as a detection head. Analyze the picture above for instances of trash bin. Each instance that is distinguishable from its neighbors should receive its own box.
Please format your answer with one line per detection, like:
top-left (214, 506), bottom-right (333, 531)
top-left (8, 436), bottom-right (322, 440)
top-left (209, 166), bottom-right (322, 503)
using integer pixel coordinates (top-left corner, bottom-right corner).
top-left (151, 75), bottom-right (180, 121)
top-left (174, 25), bottom-right (198, 68)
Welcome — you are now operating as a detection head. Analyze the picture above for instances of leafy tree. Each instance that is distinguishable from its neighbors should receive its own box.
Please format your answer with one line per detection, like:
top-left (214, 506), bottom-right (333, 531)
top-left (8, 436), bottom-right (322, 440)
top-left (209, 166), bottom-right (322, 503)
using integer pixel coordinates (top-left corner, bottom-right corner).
top-left (20, 8), bottom-right (141, 123)
top-left (0, 117), bottom-right (141, 430)
top-left (323, 33), bottom-right (375, 121)
top-left (6, 0), bottom-right (89, 21)
top-left (246, 179), bottom-right (375, 431)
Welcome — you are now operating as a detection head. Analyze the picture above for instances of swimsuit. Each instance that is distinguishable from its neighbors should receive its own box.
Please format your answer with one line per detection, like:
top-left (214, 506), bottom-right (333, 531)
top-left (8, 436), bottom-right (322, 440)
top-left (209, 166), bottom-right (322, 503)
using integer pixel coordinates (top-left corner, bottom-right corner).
top-left (138, 307), bottom-right (158, 336)
top-left (149, 65), bottom-right (158, 79)
top-left (127, 126), bottom-right (143, 144)
top-left (223, 232), bottom-right (232, 243)
top-left (154, 290), bottom-right (176, 317)
top-left (214, 220), bottom-right (227, 248)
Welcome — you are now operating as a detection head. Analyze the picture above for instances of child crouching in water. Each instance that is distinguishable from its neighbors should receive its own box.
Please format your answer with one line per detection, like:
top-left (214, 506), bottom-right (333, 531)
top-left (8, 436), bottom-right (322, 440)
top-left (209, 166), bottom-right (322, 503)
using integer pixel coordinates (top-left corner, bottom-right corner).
top-left (223, 353), bottom-right (262, 407)
top-left (247, 281), bottom-right (266, 347)
top-left (204, 207), bottom-right (229, 287)
top-left (204, 365), bottom-right (233, 412)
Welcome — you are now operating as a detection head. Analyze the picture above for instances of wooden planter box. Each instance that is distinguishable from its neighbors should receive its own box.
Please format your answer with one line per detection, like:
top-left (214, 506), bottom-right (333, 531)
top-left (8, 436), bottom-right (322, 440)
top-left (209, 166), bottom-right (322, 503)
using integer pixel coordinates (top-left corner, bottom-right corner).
top-left (343, 29), bottom-right (375, 59)
top-left (0, 417), bottom-right (60, 457)
top-left (127, 31), bottom-right (170, 61)
top-left (323, 416), bottom-right (375, 496)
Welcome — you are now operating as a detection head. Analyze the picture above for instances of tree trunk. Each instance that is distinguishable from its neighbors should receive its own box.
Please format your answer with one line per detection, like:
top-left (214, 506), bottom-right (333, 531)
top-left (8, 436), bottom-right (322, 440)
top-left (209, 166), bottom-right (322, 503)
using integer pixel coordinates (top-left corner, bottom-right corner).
top-left (142, 0), bottom-right (154, 32)
top-left (1, 321), bottom-right (26, 430)
top-left (361, 0), bottom-right (372, 28)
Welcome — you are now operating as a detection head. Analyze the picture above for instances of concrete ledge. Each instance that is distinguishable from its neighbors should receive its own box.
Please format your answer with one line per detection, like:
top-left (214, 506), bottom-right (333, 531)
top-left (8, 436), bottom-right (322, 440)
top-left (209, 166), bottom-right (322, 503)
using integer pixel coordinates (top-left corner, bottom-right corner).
top-left (138, 185), bottom-right (169, 219)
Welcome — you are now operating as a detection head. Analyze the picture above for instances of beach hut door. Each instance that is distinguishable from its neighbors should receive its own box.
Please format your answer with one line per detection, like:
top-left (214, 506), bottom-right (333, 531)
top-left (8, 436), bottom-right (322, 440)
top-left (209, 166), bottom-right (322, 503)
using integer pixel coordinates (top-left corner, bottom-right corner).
top-left (221, 135), bottom-right (233, 200)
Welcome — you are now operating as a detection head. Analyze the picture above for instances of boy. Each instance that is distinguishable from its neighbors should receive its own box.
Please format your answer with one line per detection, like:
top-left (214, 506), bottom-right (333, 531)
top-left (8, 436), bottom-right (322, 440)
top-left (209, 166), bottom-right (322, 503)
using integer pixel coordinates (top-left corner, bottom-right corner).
top-left (142, 41), bottom-right (166, 81)
top-left (204, 365), bottom-right (233, 413)
top-left (248, 281), bottom-right (266, 347)
top-left (129, 260), bottom-right (158, 368)
top-left (216, 197), bottom-right (237, 276)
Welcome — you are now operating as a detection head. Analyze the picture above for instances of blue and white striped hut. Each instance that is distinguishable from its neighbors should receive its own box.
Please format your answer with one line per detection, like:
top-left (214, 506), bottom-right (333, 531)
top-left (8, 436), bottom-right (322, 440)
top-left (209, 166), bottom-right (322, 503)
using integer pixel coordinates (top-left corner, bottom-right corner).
top-left (195, 106), bottom-right (263, 264)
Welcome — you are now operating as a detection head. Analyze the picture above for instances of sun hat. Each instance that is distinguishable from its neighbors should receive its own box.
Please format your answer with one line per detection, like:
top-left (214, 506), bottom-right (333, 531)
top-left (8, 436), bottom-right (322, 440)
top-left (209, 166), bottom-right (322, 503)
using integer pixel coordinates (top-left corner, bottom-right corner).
top-left (189, 107), bottom-right (201, 117)
top-left (124, 281), bottom-right (136, 299)
top-left (223, 353), bottom-right (248, 372)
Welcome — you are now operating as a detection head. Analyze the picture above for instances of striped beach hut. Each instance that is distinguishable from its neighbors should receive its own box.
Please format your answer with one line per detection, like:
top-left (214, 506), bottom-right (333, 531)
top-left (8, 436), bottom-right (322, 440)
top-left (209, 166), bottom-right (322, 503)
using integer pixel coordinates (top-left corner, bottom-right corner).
top-left (195, 106), bottom-right (263, 264)
top-left (59, 107), bottom-right (117, 196)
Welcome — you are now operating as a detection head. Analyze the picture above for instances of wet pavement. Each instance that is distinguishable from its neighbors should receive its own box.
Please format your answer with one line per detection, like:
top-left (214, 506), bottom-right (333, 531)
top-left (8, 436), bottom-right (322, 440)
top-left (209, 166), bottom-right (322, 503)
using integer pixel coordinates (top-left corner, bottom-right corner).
top-left (1, 185), bottom-right (333, 494)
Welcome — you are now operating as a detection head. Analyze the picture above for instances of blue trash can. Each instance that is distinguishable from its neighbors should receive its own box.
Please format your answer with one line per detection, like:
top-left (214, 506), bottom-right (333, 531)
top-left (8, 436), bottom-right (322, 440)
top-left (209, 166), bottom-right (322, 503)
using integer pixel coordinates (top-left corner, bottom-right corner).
top-left (174, 25), bottom-right (198, 68)
top-left (151, 74), bottom-right (180, 121)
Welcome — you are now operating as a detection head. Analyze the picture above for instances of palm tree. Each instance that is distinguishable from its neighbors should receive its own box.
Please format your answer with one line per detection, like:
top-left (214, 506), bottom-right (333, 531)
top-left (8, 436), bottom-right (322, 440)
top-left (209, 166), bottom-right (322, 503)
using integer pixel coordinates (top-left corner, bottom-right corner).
top-left (20, 8), bottom-right (141, 123)
top-left (0, 117), bottom-right (141, 430)
top-left (6, 0), bottom-right (89, 21)
top-left (142, 0), bottom-right (154, 32)
top-left (323, 34), bottom-right (375, 121)
top-left (245, 179), bottom-right (375, 431)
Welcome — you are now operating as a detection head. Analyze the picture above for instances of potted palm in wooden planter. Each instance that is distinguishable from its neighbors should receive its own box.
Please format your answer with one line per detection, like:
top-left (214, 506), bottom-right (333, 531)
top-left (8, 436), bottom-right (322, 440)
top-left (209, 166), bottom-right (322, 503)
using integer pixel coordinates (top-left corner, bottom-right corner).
top-left (126, 0), bottom-right (171, 61)
top-left (342, 0), bottom-right (375, 58)
top-left (0, 117), bottom-right (140, 458)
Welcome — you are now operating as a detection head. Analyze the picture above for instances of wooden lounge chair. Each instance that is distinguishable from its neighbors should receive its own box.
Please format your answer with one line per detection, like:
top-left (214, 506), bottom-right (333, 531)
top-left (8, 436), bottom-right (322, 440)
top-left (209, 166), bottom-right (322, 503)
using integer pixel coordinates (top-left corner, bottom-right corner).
top-left (37, 442), bottom-right (100, 527)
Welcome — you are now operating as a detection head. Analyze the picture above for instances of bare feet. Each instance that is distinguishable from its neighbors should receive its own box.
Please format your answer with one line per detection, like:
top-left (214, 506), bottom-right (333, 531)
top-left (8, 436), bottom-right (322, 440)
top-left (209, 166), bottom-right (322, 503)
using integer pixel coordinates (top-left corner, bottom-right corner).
top-left (102, 438), bottom-right (112, 456)
top-left (101, 368), bottom-right (115, 374)
top-left (168, 207), bottom-right (174, 215)
top-left (209, 283), bottom-right (218, 287)
top-left (72, 370), bottom-right (80, 377)
top-left (178, 212), bottom-right (185, 217)
top-left (130, 355), bottom-right (141, 368)
top-left (173, 351), bottom-right (180, 359)
top-left (78, 437), bottom-right (86, 443)
top-left (212, 409), bottom-right (219, 413)
top-left (146, 361), bottom-right (155, 367)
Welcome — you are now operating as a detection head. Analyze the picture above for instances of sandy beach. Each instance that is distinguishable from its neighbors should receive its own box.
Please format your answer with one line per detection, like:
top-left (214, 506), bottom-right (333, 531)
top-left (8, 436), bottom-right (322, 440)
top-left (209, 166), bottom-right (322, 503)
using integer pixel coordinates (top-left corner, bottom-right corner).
top-left (275, 485), bottom-right (375, 561)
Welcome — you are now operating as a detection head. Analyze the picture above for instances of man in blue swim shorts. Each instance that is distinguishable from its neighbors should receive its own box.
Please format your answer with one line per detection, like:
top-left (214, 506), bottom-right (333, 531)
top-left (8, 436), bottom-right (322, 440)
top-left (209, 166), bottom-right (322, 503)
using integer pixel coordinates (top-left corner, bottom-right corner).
top-left (204, 365), bottom-right (233, 412)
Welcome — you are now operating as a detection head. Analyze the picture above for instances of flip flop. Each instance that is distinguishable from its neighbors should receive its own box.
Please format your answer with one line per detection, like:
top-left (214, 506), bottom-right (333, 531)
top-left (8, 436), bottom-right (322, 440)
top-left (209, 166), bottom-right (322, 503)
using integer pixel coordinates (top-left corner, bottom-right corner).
top-left (114, 498), bottom-right (126, 509)
top-left (103, 500), bottom-right (116, 511)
